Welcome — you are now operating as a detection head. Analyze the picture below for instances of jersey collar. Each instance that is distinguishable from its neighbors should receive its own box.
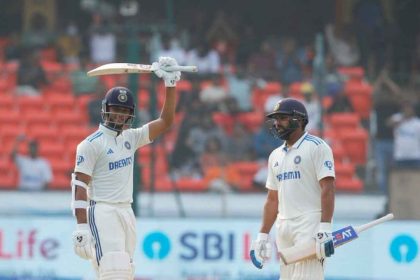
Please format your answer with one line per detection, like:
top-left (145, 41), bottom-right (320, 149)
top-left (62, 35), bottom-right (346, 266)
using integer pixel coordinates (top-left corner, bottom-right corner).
top-left (282, 132), bottom-right (308, 152)
top-left (99, 124), bottom-right (119, 137)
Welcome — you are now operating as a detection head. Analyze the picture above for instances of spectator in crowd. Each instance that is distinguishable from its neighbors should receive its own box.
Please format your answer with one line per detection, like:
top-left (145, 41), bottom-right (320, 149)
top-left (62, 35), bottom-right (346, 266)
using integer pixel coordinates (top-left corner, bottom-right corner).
top-left (253, 114), bottom-right (283, 161)
top-left (201, 137), bottom-right (239, 193)
top-left (225, 65), bottom-right (254, 112)
top-left (186, 42), bottom-right (221, 75)
top-left (20, 13), bottom-right (55, 49)
top-left (87, 83), bottom-right (107, 127)
top-left (16, 50), bottom-right (48, 96)
top-left (170, 93), bottom-right (206, 179)
top-left (372, 68), bottom-right (402, 193)
top-left (325, 23), bottom-right (360, 67)
top-left (247, 40), bottom-right (277, 81)
top-left (186, 114), bottom-right (227, 157)
top-left (236, 26), bottom-right (259, 66)
top-left (327, 84), bottom-right (354, 114)
top-left (276, 37), bottom-right (303, 84)
top-left (206, 10), bottom-right (238, 67)
top-left (225, 123), bottom-right (255, 161)
top-left (199, 74), bottom-right (229, 111)
top-left (89, 18), bottom-right (116, 64)
top-left (388, 101), bottom-right (420, 168)
top-left (301, 82), bottom-right (321, 133)
top-left (11, 136), bottom-right (53, 191)
top-left (56, 22), bottom-right (82, 64)
top-left (156, 34), bottom-right (187, 66)
top-left (70, 56), bottom-right (100, 96)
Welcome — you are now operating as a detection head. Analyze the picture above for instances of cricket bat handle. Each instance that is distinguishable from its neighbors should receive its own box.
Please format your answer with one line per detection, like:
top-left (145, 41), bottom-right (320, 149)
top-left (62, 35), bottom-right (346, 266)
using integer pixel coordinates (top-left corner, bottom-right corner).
top-left (163, 65), bottom-right (197, 73)
top-left (356, 213), bottom-right (394, 233)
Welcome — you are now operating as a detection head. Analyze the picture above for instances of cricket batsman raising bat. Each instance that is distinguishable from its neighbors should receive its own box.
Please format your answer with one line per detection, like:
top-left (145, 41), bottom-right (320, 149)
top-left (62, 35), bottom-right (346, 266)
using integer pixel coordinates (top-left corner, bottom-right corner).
top-left (250, 98), bottom-right (336, 280)
top-left (71, 56), bottom-right (186, 279)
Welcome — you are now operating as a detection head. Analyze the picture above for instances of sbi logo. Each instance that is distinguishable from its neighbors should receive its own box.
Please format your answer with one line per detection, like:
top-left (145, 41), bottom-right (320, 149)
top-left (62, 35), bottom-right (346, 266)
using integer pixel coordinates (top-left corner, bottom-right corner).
top-left (143, 231), bottom-right (171, 260)
top-left (390, 234), bottom-right (418, 263)
top-left (142, 231), bottom-right (236, 261)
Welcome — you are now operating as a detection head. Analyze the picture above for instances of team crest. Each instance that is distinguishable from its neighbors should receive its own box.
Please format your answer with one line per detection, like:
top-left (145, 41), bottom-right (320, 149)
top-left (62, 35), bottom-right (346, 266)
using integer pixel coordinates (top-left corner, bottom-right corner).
top-left (118, 89), bottom-right (128, 103)
top-left (324, 160), bottom-right (333, 170)
top-left (77, 155), bottom-right (84, 166)
top-left (294, 155), bottom-right (301, 164)
top-left (124, 141), bottom-right (131, 150)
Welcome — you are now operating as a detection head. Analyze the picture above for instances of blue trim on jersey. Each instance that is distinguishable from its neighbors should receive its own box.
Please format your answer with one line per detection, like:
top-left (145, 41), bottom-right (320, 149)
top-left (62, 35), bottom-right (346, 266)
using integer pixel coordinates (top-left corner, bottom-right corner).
top-left (305, 135), bottom-right (322, 144)
top-left (89, 201), bottom-right (103, 265)
top-left (88, 132), bottom-right (103, 142)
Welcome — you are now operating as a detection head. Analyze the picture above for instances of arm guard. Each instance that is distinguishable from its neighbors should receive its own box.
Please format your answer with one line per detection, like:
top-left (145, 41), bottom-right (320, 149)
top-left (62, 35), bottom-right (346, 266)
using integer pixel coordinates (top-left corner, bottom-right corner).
top-left (71, 173), bottom-right (88, 216)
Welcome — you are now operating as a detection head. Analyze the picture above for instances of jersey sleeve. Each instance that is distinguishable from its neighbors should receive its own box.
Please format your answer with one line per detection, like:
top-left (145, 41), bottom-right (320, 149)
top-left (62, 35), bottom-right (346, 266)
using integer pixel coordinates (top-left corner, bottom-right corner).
top-left (74, 140), bottom-right (99, 176)
top-left (265, 152), bottom-right (278, 190)
top-left (131, 124), bottom-right (153, 149)
top-left (313, 142), bottom-right (335, 181)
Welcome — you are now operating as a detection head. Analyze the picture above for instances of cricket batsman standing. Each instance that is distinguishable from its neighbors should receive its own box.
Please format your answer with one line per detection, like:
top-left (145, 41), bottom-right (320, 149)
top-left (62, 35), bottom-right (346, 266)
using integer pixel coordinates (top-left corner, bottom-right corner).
top-left (251, 98), bottom-right (336, 279)
top-left (70, 57), bottom-right (181, 279)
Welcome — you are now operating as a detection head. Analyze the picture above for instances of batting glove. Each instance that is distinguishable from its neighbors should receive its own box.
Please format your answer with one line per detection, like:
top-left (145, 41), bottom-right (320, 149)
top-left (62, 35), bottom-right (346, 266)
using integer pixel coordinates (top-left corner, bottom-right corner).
top-left (152, 56), bottom-right (181, 87)
top-left (72, 223), bottom-right (94, 260)
top-left (250, 233), bottom-right (272, 269)
top-left (315, 222), bottom-right (335, 261)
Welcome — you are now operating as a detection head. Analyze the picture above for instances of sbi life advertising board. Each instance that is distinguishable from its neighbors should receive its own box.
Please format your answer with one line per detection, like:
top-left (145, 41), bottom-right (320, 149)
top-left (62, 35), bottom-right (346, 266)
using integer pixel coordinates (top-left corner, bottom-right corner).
top-left (0, 217), bottom-right (418, 279)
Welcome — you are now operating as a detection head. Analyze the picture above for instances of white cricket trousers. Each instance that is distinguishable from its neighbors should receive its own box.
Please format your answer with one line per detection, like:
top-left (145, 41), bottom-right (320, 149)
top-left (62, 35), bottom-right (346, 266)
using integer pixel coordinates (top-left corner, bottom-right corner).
top-left (275, 212), bottom-right (325, 280)
top-left (87, 201), bottom-right (137, 267)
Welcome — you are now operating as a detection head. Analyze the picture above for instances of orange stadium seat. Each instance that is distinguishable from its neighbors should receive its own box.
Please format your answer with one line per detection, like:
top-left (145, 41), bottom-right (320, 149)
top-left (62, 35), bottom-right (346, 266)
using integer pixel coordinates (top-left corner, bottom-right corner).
top-left (228, 161), bottom-right (260, 191)
top-left (338, 128), bottom-right (369, 165)
top-left (137, 89), bottom-right (150, 109)
top-left (46, 94), bottom-right (75, 111)
top-left (344, 81), bottom-right (373, 119)
top-left (328, 112), bottom-right (360, 135)
top-left (335, 177), bottom-right (364, 192)
top-left (38, 141), bottom-right (64, 161)
top-left (212, 112), bottom-right (234, 134)
top-left (22, 110), bottom-right (51, 127)
top-left (175, 177), bottom-right (208, 192)
top-left (289, 82), bottom-right (304, 100)
top-left (0, 161), bottom-right (17, 189)
top-left (0, 93), bottom-right (15, 111)
top-left (17, 96), bottom-right (46, 112)
top-left (237, 112), bottom-right (264, 133)
top-left (27, 126), bottom-right (58, 142)
top-left (335, 162), bottom-right (355, 180)
top-left (338, 67), bottom-right (365, 81)
top-left (50, 173), bottom-right (70, 190)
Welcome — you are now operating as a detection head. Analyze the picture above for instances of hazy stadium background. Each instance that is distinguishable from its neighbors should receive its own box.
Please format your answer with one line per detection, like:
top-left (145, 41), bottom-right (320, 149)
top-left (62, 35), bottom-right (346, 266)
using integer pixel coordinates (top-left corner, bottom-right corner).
top-left (0, 0), bottom-right (419, 279)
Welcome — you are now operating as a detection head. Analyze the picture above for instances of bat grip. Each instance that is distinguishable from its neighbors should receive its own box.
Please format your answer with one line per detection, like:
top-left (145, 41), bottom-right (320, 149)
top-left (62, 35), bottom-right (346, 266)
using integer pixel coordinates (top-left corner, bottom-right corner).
top-left (356, 213), bottom-right (394, 233)
top-left (164, 65), bottom-right (198, 73)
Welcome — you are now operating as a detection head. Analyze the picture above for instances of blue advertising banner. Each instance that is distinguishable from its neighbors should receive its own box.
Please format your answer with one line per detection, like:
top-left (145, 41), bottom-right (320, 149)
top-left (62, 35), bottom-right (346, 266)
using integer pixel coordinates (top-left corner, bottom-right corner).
top-left (0, 217), bottom-right (418, 279)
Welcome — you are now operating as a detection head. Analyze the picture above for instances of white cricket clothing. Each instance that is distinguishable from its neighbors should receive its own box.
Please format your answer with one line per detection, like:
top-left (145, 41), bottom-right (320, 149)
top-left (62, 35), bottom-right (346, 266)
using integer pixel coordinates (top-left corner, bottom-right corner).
top-left (15, 155), bottom-right (52, 191)
top-left (391, 114), bottom-right (420, 160)
top-left (74, 124), bottom-right (152, 203)
top-left (266, 132), bottom-right (335, 219)
top-left (88, 201), bottom-right (137, 267)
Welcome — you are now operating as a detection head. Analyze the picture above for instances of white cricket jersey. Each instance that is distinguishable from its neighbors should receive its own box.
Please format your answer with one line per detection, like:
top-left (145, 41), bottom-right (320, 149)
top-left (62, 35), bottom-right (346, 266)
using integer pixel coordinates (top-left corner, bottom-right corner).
top-left (74, 124), bottom-right (152, 203)
top-left (266, 132), bottom-right (335, 219)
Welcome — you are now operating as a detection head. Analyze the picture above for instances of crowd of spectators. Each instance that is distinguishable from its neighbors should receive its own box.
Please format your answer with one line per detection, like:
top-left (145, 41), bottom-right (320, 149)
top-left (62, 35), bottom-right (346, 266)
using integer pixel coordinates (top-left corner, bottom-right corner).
top-left (2, 1), bottom-right (420, 193)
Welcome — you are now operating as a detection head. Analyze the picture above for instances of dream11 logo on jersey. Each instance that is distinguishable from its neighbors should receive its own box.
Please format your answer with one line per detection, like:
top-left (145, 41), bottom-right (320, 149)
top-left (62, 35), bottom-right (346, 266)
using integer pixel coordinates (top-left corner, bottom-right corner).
top-left (141, 230), bottom-right (278, 263)
top-left (0, 228), bottom-right (60, 260)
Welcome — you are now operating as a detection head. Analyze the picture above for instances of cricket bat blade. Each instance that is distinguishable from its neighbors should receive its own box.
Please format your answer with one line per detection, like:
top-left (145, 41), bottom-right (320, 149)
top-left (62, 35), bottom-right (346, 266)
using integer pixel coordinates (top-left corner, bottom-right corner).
top-left (87, 63), bottom-right (198, 76)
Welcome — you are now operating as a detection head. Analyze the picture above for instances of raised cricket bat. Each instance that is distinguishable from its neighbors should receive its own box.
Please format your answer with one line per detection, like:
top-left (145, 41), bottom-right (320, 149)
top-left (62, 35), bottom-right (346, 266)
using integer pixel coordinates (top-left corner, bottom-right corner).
top-left (87, 63), bottom-right (198, 76)
top-left (251, 213), bottom-right (394, 268)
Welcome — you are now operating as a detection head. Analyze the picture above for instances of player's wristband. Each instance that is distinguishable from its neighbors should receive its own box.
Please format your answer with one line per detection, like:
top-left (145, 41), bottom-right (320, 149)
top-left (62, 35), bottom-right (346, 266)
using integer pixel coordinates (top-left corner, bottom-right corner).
top-left (257, 232), bottom-right (269, 241)
top-left (76, 223), bottom-right (89, 231)
top-left (319, 222), bottom-right (332, 232)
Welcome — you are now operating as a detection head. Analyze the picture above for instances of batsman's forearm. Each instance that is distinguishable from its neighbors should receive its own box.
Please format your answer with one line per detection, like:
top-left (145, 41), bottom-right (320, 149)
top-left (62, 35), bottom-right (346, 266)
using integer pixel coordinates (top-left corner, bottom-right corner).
top-left (321, 185), bottom-right (335, 223)
top-left (160, 87), bottom-right (176, 127)
top-left (260, 199), bottom-right (278, 233)
top-left (75, 187), bottom-right (88, 224)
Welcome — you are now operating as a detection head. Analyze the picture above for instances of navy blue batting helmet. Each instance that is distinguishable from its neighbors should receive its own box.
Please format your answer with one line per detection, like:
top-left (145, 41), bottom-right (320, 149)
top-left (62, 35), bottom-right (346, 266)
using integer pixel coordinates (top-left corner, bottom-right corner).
top-left (101, 87), bottom-right (136, 131)
top-left (266, 98), bottom-right (308, 140)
